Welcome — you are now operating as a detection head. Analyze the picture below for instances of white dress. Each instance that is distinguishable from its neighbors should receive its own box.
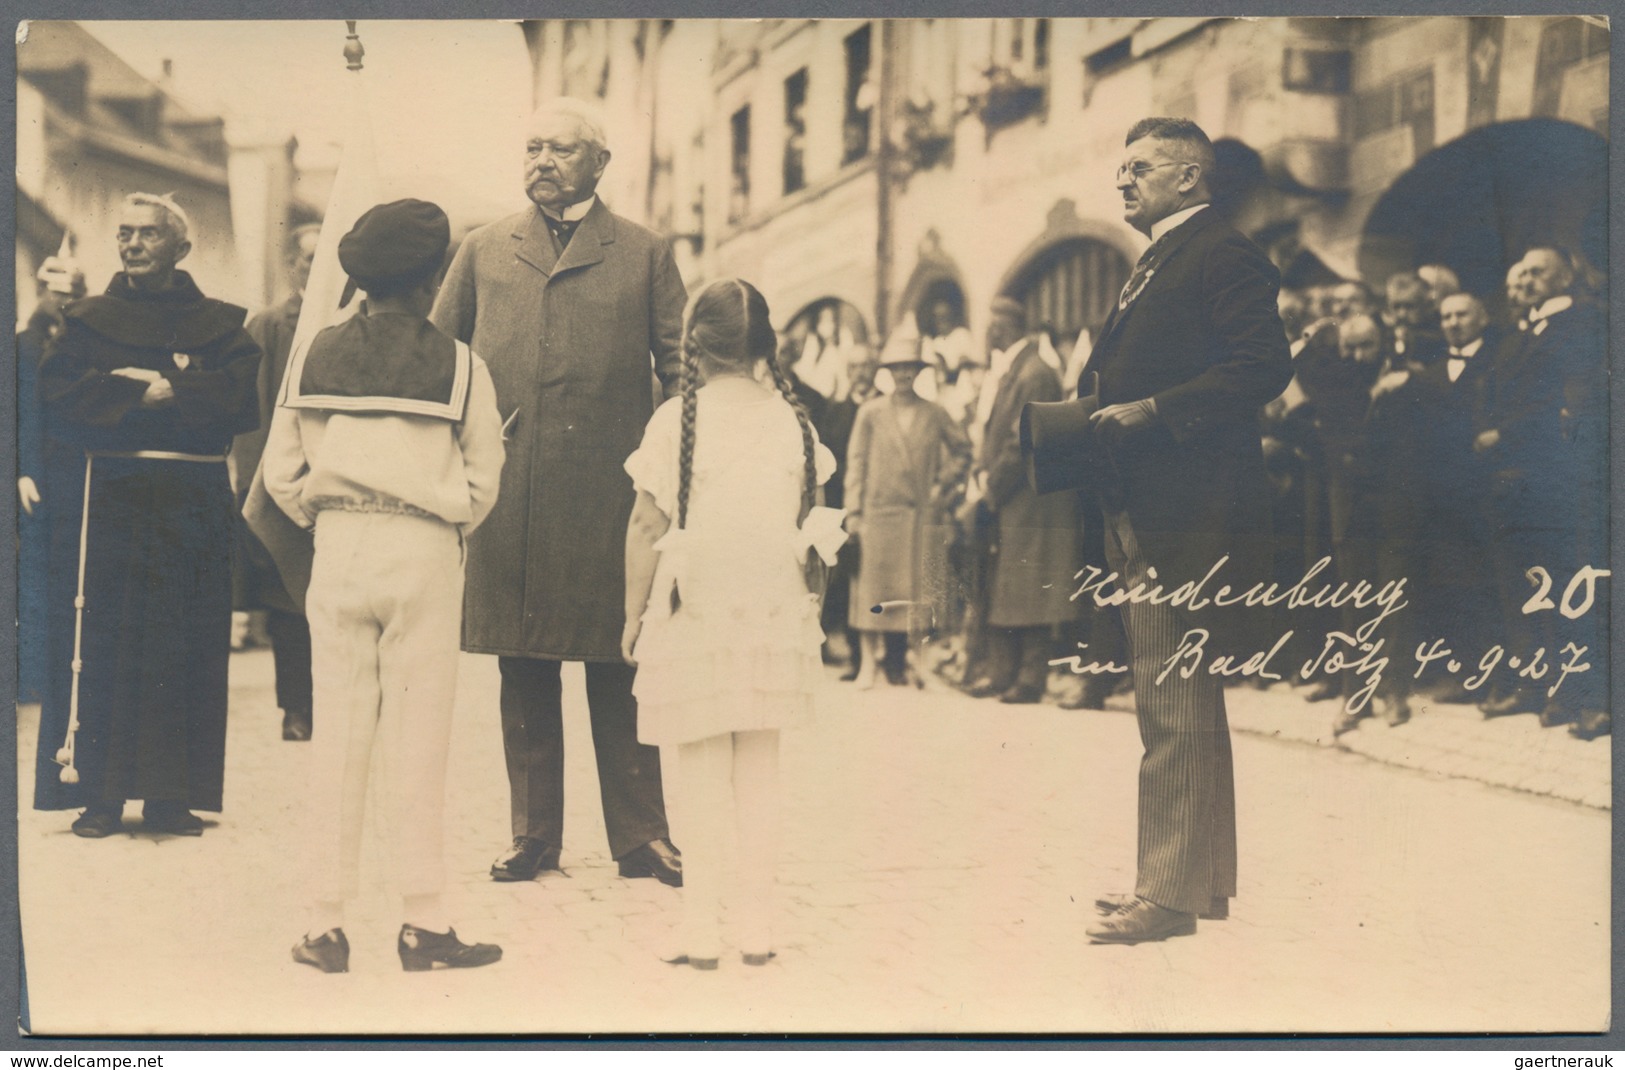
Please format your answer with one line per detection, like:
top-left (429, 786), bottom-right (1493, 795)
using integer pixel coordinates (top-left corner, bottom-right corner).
top-left (624, 383), bottom-right (843, 747)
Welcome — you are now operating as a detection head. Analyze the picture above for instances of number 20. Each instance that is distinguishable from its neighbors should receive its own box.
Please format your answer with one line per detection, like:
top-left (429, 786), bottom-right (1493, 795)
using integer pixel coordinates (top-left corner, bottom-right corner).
top-left (1522, 565), bottom-right (1611, 619)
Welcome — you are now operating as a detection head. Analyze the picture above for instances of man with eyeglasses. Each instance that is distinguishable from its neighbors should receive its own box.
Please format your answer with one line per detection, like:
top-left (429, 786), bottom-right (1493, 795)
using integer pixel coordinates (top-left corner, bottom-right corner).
top-left (1078, 118), bottom-right (1293, 943)
top-left (432, 97), bottom-right (687, 888)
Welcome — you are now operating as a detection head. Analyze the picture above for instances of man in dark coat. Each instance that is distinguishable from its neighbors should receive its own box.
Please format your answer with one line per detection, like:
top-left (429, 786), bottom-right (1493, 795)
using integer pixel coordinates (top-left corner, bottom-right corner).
top-left (431, 97), bottom-right (687, 885)
top-left (962, 298), bottom-right (1081, 704)
top-left (35, 193), bottom-right (261, 837)
top-left (1081, 119), bottom-right (1292, 943)
top-left (233, 223), bottom-right (320, 741)
top-left (1403, 291), bottom-right (1504, 694)
top-left (18, 255), bottom-right (87, 704)
top-left (1474, 249), bottom-right (1607, 732)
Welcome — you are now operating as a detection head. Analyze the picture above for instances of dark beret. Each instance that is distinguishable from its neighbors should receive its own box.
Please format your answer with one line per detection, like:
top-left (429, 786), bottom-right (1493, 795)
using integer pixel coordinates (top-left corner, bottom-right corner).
top-left (338, 199), bottom-right (450, 289)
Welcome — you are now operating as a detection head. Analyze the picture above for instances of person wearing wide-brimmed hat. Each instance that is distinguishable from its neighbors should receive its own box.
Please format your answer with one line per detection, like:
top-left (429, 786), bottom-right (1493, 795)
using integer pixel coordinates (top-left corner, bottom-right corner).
top-left (844, 346), bottom-right (971, 688)
top-left (263, 198), bottom-right (507, 973)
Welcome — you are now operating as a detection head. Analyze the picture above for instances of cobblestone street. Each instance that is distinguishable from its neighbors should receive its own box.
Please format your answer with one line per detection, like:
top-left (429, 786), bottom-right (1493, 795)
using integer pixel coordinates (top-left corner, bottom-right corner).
top-left (17, 649), bottom-right (1611, 1036)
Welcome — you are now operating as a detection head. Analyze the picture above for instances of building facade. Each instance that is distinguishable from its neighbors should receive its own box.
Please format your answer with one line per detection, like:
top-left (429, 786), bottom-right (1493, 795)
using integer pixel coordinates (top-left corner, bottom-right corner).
top-left (16, 20), bottom-right (315, 321)
top-left (524, 16), bottom-right (1608, 358)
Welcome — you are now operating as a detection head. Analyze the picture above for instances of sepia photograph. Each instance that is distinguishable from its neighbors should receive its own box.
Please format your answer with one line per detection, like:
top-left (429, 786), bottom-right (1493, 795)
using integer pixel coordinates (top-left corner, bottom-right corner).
top-left (10, 14), bottom-right (1613, 1037)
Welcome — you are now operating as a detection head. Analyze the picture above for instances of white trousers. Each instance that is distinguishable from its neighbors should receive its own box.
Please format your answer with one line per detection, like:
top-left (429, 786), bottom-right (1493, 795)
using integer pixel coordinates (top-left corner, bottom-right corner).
top-left (304, 510), bottom-right (465, 902)
top-left (675, 729), bottom-right (780, 958)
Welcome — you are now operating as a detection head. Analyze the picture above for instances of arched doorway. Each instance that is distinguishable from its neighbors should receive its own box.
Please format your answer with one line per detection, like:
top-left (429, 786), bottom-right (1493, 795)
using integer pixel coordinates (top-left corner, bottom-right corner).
top-left (1359, 118), bottom-right (1607, 299)
top-left (785, 297), bottom-right (871, 401)
top-left (1003, 237), bottom-right (1132, 346)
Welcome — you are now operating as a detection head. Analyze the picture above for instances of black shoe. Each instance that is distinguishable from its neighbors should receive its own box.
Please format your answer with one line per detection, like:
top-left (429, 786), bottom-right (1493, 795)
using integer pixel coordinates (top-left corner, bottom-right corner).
top-left (282, 708), bottom-right (313, 742)
top-left (837, 664), bottom-right (861, 683)
top-left (71, 807), bottom-right (123, 839)
top-left (1058, 676), bottom-right (1118, 710)
top-left (1095, 892), bottom-right (1227, 921)
top-left (1431, 679), bottom-right (1475, 704)
top-left (1086, 896), bottom-right (1197, 943)
top-left (1297, 678), bottom-right (1342, 703)
top-left (292, 928), bottom-right (350, 973)
top-left (1480, 691), bottom-right (1544, 718)
top-left (490, 836), bottom-right (560, 881)
top-left (1374, 694), bottom-right (1411, 727)
top-left (398, 924), bottom-right (502, 971)
top-left (962, 677), bottom-right (1006, 699)
top-left (143, 802), bottom-right (204, 836)
top-left (998, 683), bottom-right (1044, 705)
top-left (618, 837), bottom-right (683, 887)
top-left (1570, 710), bottom-right (1611, 741)
top-left (1539, 703), bottom-right (1578, 728)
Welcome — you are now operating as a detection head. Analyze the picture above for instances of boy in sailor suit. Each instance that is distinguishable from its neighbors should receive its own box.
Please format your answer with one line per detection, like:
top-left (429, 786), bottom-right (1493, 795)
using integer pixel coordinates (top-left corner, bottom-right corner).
top-left (263, 199), bottom-right (507, 973)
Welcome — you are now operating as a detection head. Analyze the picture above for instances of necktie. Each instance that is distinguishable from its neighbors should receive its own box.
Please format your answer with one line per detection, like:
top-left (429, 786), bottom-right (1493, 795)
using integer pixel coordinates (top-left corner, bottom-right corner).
top-left (546, 215), bottom-right (579, 249)
top-left (1117, 236), bottom-right (1167, 310)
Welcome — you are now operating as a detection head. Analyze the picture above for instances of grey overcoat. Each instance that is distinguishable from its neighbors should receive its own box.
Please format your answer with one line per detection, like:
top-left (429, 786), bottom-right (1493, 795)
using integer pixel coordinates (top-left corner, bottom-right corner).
top-left (431, 200), bottom-right (687, 660)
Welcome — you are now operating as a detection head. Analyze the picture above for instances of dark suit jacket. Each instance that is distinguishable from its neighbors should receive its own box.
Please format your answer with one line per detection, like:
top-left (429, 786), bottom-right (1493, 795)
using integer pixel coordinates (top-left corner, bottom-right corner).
top-left (1476, 304), bottom-right (1603, 488)
top-left (1409, 327), bottom-right (1503, 503)
top-left (1081, 207), bottom-right (1293, 599)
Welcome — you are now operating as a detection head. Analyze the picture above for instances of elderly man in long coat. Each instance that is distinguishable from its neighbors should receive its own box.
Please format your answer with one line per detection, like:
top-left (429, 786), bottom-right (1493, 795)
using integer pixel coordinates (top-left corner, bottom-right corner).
top-left (963, 297), bottom-right (1083, 704)
top-left (431, 97), bottom-right (687, 885)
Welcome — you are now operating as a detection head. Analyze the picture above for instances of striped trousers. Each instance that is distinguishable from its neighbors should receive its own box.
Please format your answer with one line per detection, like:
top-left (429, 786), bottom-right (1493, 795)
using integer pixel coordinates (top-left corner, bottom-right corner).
top-left (1105, 509), bottom-right (1238, 915)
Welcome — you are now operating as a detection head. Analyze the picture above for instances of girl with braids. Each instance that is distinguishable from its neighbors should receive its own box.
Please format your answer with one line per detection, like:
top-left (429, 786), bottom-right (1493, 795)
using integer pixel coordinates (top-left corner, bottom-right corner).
top-left (621, 278), bottom-right (846, 970)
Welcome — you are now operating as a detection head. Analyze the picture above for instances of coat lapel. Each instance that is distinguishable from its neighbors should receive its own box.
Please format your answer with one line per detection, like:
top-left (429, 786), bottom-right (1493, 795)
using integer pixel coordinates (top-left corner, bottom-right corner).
top-left (512, 208), bottom-right (558, 278)
top-left (551, 199), bottom-right (612, 277)
top-left (1088, 208), bottom-right (1218, 360)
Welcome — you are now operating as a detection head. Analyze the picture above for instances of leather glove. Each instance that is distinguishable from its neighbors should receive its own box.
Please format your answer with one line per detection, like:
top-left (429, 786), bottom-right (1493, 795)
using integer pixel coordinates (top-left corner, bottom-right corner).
top-left (1089, 398), bottom-right (1159, 447)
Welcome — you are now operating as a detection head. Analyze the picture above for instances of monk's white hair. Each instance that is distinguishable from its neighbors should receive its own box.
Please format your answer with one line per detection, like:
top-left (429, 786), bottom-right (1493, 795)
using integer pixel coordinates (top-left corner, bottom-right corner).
top-left (529, 96), bottom-right (610, 152)
top-left (123, 192), bottom-right (191, 242)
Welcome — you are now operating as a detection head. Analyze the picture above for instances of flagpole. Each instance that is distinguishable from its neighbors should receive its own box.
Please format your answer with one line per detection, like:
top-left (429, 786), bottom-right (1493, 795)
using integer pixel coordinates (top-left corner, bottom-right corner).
top-left (242, 18), bottom-right (384, 609)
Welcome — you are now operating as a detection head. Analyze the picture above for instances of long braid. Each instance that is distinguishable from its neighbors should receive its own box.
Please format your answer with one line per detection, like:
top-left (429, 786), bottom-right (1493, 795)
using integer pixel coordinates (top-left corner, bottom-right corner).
top-left (767, 356), bottom-right (817, 522)
top-left (676, 341), bottom-right (700, 531)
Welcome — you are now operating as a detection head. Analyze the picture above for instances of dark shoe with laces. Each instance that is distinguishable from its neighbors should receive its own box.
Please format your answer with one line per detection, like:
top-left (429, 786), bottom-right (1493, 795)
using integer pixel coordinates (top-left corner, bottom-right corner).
top-left (398, 924), bottom-right (502, 971)
top-left (490, 836), bottom-right (560, 881)
top-left (618, 837), bottom-right (683, 887)
top-left (1095, 891), bottom-right (1227, 921)
top-left (292, 928), bottom-right (350, 973)
top-left (143, 801), bottom-right (204, 836)
top-left (71, 807), bottom-right (123, 839)
top-left (1086, 896), bottom-right (1197, 943)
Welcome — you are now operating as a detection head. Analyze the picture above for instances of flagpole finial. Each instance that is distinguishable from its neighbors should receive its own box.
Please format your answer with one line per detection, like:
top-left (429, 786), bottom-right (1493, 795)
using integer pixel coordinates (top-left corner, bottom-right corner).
top-left (344, 21), bottom-right (364, 72)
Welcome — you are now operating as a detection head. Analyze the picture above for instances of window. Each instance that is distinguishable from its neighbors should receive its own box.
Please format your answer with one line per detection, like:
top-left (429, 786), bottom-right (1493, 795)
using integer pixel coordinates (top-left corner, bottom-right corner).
top-left (784, 68), bottom-right (808, 195)
top-left (1282, 48), bottom-right (1352, 94)
top-left (843, 24), bottom-right (874, 165)
top-left (729, 106), bottom-right (751, 224)
top-left (1354, 69), bottom-right (1434, 153)
top-left (1009, 239), bottom-right (1132, 343)
top-left (1533, 17), bottom-right (1610, 117)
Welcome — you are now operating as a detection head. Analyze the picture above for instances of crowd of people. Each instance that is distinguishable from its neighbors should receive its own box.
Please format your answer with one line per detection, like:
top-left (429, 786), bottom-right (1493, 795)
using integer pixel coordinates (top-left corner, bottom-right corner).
top-left (787, 241), bottom-right (1611, 744)
top-left (13, 99), bottom-right (1609, 974)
